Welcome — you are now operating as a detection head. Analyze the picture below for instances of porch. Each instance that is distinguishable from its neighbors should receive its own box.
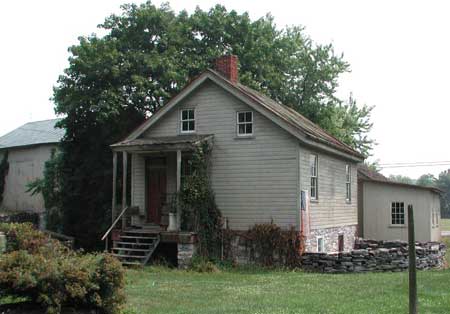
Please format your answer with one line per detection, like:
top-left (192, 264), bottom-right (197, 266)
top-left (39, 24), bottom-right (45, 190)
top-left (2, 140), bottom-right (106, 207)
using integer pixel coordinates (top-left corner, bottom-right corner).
top-left (102, 134), bottom-right (213, 266)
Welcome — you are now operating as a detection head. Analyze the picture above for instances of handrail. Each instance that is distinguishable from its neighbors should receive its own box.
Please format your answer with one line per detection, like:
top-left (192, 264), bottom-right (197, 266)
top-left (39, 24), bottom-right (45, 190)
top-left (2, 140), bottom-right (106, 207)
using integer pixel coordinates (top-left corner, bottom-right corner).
top-left (101, 206), bottom-right (129, 241)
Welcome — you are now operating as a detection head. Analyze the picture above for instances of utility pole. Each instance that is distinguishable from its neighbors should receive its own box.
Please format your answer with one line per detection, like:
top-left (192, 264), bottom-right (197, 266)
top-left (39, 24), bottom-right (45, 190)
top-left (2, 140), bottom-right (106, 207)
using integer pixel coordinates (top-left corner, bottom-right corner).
top-left (408, 204), bottom-right (417, 314)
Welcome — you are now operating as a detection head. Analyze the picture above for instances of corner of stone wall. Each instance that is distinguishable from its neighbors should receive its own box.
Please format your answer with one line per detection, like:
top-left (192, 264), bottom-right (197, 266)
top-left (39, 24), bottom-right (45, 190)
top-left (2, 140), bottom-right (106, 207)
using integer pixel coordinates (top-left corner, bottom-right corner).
top-left (177, 233), bottom-right (198, 269)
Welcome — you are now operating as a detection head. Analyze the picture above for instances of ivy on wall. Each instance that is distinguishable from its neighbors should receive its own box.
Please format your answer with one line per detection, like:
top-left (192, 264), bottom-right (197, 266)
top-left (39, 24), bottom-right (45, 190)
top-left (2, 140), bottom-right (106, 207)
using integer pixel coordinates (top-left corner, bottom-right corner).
top-left (0, 151), bottom-right (9, 205)
top-left (179, 141), bottom-right (222, 259)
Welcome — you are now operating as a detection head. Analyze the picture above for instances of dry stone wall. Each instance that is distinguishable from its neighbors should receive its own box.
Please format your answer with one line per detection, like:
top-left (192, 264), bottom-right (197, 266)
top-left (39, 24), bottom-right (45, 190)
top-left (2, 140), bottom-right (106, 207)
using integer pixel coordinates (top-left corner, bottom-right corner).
top-left (301, 239), bottom-right (446, 273)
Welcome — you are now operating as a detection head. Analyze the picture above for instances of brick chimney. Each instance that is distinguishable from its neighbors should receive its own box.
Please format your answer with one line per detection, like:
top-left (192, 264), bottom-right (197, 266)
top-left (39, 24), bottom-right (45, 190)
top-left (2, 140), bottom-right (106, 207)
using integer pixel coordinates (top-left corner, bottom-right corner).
top-left (214, 55), bottom-right (238, 83)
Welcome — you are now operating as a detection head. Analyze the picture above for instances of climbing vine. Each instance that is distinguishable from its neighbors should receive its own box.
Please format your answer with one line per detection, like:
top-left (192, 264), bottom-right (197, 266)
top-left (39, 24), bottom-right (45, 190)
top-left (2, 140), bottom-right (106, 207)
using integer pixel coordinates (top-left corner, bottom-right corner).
top-left (179, 141), bottom-right (222, 259)
top-left (0, 151), bottom-right (9, 205)
top-left (245, 223), bottom-right (302, 268)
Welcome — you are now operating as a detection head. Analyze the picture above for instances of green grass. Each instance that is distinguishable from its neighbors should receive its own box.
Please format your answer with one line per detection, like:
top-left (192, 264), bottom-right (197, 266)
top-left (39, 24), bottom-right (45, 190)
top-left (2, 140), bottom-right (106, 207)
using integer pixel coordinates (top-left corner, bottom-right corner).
top-left (441, 219), bottom-right (450, 231)
top-left (125, 266), bottom-right (450, 314)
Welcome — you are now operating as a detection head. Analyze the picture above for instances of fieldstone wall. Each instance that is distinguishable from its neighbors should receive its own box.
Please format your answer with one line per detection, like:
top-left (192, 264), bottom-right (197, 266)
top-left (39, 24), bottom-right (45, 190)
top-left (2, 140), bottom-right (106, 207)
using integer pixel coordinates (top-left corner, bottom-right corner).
top-left (301, 239), bottom-right (447, 273)
top-left (304, 225), bottom-right (357, 253)
top-left (177, 243), bottom-right (196, 269)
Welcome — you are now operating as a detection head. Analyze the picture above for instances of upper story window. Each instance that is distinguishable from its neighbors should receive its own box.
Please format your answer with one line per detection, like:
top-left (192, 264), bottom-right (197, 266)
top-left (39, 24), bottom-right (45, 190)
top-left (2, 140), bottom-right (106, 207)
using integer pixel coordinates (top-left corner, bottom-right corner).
top-left (310, 154), bottom-right (318, 200)
top-left (237, 111), bottom-right (253, 136)
top-left (345, 164), bottom-right (351, 202)
top-left (391, 202), bottom-right (405, 225)
top-left (180, 108), bottom-right (195, 133)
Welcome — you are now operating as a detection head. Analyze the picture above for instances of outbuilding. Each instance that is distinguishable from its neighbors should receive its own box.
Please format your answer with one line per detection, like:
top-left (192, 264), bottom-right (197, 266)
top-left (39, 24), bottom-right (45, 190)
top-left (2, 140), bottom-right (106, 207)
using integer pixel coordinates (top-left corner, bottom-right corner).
top-left (0, 119), bottom-right (64, 215)
top-left (358, 166), bottom-right (441, 242)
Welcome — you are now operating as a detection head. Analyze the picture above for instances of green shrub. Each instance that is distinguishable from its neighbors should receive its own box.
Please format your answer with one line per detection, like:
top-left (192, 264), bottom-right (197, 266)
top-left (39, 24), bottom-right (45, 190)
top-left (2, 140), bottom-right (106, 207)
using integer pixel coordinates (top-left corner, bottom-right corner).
top-left (246, 223), bottom-right (302, 268)
top-left (0, 223), bottom-right (50, 254)
top-left (189, 255), bottom-right (220, 273)
top-left (0, 224), bottom-right (125, 314)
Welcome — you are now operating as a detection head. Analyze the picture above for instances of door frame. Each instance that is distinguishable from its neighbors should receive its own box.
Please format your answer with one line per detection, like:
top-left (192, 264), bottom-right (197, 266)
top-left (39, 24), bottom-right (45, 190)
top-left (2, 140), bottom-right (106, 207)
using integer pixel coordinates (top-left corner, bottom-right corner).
top-left (145, 156), bottom-right (167, 224)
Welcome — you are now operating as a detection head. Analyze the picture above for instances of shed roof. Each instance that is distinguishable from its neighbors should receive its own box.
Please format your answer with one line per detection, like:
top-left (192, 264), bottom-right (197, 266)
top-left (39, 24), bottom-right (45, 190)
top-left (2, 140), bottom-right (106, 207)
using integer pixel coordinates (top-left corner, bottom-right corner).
top-left (357, 166), bottom-right (442, 194)
top-left (0, 119), bottom-right (64, 150)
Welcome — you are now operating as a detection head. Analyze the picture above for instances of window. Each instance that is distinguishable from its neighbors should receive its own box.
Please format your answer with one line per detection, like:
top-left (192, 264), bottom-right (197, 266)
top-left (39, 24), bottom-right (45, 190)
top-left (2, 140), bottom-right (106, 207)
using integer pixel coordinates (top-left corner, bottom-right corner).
top-left (310, 154), bottom-right (318, 200)
top-left (433, 208), bottom-right (440, 228)
top-left (180, 109), bottom-right (195, 133)
top-left (317, 237), bottom-right (324, 253)
top-left (345, 164), bottom-right (351, 202)
top-left (237, 111), bottom-right (253, 136)
top-left (391, 202), bottom-right (405, 225)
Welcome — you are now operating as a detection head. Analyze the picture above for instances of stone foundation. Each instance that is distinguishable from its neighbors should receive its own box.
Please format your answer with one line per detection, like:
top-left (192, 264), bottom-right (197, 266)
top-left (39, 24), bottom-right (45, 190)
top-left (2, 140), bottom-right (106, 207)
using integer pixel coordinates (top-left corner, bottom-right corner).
top-left (301, 239), bottom-right (447, 273)
top-left (177, 243), bottom-right (196, 269)
top-left (304, 225), bottom-right (357, 253)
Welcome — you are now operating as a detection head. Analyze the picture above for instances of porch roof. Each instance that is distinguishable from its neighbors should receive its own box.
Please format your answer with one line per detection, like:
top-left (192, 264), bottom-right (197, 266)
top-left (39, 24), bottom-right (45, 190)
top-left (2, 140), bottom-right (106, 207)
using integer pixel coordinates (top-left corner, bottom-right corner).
top-left (111, 134), bottom-right (213, 152)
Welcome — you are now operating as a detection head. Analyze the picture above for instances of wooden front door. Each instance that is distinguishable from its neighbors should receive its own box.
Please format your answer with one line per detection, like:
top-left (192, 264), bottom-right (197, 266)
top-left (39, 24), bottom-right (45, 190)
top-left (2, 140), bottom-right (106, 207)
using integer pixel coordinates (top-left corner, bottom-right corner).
top-left (146, 160), bottom-right (167, 224)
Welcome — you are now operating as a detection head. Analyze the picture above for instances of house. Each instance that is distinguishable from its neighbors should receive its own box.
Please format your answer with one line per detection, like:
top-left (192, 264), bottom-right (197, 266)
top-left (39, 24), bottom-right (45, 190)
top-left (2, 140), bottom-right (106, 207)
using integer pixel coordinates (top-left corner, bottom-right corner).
top-left (358, 166), bottom-right (441, 242)
top-left (0, 119), bottom-right (64, 217)
top-left (106, 55), bottom-right (365, 265)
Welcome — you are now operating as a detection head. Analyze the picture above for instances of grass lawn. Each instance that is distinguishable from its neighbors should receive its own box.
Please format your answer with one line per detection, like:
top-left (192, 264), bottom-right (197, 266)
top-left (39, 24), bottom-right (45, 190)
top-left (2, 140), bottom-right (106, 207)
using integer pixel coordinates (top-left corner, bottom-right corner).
top-left (125, 266), bottom-right (450, 314)
top-left (441, 219), bottom-right (450, 231)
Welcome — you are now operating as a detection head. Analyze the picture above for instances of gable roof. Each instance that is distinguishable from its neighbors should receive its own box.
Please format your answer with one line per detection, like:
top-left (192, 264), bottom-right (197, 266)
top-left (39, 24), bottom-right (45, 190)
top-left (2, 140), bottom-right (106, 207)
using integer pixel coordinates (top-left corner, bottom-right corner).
top-left (357, 166), bottom-right (442, 194)
top-left (0, 119), bottom-right (64, 150)
top-left (122, 69), bottom-right (364, 161)
top-left (357, 165), bottom-right (389, 182)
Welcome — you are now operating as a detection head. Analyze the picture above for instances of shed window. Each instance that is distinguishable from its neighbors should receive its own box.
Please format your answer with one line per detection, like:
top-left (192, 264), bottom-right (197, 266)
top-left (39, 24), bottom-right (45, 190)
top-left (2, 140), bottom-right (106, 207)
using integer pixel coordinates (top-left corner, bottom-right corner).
top-left (345, 164), bottom-right (351, 202)
top-left (317, 236), bottom-right (324, 253)
top-left (310, 154), bottom-right (318, 200)
top-left (181, 109), bottom-right (195, 133)
top-left (391, 202), bottom-right (405, 225)
top-left (237, 111), bottom-right (253, 136)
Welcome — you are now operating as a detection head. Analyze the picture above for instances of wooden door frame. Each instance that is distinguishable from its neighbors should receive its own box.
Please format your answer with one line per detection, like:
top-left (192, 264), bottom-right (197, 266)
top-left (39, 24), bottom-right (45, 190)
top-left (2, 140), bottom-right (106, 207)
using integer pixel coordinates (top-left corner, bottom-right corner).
top-left (145, 156), bottom-right (167, 223)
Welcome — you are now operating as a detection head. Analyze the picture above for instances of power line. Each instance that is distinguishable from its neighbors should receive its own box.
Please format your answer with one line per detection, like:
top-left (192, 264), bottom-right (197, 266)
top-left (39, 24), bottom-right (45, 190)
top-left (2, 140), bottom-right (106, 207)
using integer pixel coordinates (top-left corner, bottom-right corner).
top-left (379, 160), bottom-right (450, 166)
top-left (380, 163), bottom-right (450, 169)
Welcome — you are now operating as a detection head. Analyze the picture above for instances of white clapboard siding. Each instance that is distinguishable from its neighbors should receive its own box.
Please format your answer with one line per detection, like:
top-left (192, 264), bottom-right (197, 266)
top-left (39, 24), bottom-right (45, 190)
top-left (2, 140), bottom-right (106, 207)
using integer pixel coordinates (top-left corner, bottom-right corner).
top-left (300, 146), bottom-right (358, 229)
top-left (131, 79), bottom-right (359, 231)
top-left (141, 81), bottom-right (299, 230)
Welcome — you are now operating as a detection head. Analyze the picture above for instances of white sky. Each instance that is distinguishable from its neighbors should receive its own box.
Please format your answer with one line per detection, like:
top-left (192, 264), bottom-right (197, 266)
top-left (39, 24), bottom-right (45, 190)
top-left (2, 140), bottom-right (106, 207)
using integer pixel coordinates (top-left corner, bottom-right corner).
top-left (0, 0), bottom-right (449, 179)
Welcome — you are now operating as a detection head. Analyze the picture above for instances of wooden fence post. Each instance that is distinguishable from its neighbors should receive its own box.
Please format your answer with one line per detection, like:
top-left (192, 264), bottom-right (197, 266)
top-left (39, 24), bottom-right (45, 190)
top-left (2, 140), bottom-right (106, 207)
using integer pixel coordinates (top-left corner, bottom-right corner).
top-left (408, 204), bottom-right (417, 314)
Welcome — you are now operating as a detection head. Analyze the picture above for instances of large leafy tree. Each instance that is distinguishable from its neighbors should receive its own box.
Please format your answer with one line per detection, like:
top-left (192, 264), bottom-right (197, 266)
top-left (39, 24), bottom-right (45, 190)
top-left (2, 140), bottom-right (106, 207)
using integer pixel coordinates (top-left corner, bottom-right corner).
top-left (52, 2), bottom-right (373, 249)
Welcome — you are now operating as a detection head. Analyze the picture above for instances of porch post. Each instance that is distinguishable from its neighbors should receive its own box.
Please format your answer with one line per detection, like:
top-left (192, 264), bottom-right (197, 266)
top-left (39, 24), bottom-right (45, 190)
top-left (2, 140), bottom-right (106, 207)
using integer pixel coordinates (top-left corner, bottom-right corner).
top-left (122, 151), bottom-right (128, 230)
top-left (176, 149), bottom-right (182, 230)
top-left (112, 151), bottom-right (117, 223)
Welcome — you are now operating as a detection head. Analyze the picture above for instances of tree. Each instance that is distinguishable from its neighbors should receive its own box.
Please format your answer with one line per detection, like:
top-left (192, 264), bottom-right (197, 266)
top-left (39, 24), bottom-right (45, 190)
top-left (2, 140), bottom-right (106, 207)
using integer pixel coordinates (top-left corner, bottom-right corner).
top-left (437, 170), bottom-right (450, 218)
top-left (388, 175), bottom-right (415, 185)
top-left (51, 2), bottom-right (374, 249)
top-left (416, 173), bottom-right (436, 187)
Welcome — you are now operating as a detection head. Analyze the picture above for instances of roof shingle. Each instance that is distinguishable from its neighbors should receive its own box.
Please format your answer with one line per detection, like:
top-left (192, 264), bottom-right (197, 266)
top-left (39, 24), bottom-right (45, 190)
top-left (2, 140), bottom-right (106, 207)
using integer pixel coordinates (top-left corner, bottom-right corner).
top-left (0, 119), bottom-right (64, 150)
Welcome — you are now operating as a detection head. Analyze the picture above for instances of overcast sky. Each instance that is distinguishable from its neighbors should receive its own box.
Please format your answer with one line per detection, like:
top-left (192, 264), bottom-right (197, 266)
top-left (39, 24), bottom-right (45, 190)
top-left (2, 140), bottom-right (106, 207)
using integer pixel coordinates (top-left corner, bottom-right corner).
top-left (0, 0), bottom-right (448, 178)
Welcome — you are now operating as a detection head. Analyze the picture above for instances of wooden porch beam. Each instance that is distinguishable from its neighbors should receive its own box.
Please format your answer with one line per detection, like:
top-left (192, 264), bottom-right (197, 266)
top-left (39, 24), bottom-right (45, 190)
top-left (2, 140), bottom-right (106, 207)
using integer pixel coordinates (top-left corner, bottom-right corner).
top-left (112, 151), bottom-right (117, 223)
top-left (176, 150), bottom-right (182, 230)
top-left (122, 151), bottom-right (128, 229)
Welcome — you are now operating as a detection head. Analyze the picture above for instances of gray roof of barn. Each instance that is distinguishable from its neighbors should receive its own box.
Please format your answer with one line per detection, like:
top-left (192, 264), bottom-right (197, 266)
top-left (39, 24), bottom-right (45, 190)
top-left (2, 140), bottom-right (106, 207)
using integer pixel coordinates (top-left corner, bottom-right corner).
top-left (0, 118), bottom-right (64, 150)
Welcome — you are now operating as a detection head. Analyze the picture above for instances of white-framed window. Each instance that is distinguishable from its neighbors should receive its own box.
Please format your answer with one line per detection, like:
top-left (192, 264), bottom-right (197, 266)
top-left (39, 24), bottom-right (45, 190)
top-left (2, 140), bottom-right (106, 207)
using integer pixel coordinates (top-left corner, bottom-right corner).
top-left (317, 236), bottom-right (324, 253)
top-left (432, 208), bottom-right (440, 228)
top-left (345, 164), bottom-right (351, 202)
top-left (310, 154), bottom-right (318, 200)
top-left (391, 202), bottom-right (405, 225)
top-left (237, 111), bottom-right (253, 136)
top-left (180, 108), bottom-right (195, 133)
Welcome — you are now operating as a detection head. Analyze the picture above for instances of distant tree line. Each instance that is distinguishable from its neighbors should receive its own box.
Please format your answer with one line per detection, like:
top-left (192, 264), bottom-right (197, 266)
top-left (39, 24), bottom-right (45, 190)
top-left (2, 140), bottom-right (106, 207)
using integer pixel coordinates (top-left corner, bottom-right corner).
top-left (389, 171), bottom-right (450, 218)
